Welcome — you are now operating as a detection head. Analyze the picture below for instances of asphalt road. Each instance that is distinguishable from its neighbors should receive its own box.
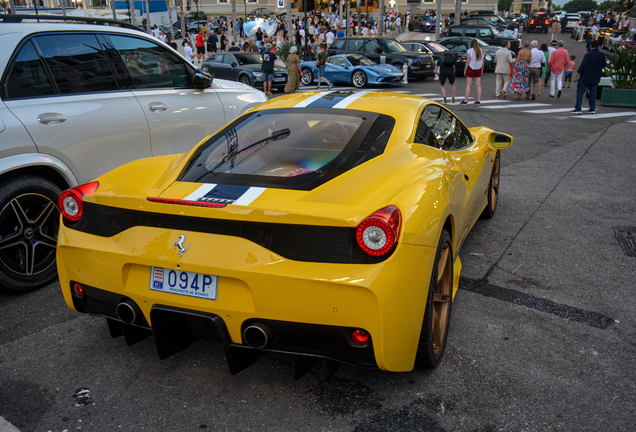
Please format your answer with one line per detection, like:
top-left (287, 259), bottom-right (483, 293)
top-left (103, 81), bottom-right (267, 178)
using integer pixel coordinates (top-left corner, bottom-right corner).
top-left (1, 31), bottom-right (635, 432)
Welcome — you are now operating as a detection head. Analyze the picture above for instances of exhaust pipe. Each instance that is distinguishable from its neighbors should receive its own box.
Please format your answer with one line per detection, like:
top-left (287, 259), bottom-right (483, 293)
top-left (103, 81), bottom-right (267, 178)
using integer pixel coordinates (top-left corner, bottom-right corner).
top-left (116, 299), bottom-right (142, 324)
top-left (243, 322), bottom-right (273, 349)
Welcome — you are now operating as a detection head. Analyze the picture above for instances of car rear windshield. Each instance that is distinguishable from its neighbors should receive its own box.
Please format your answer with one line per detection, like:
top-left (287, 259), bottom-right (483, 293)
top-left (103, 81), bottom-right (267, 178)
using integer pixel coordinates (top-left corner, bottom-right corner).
top-left (180, 108), bottom-right (395, 190)
top-left (426, 42), bottom-right (446, 53)
top-left (234, 53), bottom-right (263, 65)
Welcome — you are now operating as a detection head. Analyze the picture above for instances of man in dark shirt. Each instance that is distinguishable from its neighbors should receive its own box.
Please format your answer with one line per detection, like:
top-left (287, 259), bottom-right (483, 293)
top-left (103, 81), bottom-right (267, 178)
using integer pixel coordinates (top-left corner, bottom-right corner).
top-left (228, 41), bottom-right (240, 51)
top-left (570, 40), bottom-right (606, 114)
top-left (207, 32), bottom-right (218, 53)
top-left (561, 15), bottom-right (568, 33)
top-left (261, 43), bottom-right (276, 96)
top-left (255, 27), bottom-right (264, 48)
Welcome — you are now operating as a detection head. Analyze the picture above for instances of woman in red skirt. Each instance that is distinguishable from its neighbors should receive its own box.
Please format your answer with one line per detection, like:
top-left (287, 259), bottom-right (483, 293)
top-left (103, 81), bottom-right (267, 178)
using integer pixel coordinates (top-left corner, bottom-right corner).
top-left (460, 39), bottom-right (485, 105)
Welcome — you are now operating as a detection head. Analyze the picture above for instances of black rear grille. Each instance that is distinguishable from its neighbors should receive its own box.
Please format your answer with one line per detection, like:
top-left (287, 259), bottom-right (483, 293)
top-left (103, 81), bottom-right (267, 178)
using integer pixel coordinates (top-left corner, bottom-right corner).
top-left (64, 202), bottom-right (391, 264)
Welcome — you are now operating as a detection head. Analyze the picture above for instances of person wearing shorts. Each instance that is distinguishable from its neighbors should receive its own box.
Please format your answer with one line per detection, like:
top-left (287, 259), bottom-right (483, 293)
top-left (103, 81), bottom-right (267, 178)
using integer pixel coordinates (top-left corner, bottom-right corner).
top-left (195, 30), bottom-right (205, 63)
top-left (564, 55), bottom-right (576, 88)
top-left (434, 50), bottom-right (457, 104)
top-left (312, 43), bottom-right (332, 90)
top-left (460, 39), bottom-right (485, 105)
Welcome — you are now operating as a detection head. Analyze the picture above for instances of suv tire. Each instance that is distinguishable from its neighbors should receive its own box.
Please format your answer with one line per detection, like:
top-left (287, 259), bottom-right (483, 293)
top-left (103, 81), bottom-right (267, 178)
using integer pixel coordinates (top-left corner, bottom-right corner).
top-left (0, 176), bottom-right (62, 292)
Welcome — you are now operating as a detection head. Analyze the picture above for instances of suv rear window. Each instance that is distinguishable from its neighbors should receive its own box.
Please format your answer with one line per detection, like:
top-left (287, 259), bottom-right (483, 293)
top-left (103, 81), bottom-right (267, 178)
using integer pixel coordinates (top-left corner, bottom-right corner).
top-left (4, 40), bottom-right (55, 99)
top-left (330, 39), bottom-right (345, 50)
top-left (180, 108), bottom-right (395, 190)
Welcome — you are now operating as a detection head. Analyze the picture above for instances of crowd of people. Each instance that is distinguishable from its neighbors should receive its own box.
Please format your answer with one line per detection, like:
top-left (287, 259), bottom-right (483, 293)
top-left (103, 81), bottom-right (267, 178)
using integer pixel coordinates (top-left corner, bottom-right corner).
top-left (160, 7), bottom-right (619, 111)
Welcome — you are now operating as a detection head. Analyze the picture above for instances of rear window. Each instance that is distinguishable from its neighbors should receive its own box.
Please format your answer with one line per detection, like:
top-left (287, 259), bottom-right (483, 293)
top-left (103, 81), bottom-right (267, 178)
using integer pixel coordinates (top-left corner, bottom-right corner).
top-left (180, 108), bottom-right (395, 190)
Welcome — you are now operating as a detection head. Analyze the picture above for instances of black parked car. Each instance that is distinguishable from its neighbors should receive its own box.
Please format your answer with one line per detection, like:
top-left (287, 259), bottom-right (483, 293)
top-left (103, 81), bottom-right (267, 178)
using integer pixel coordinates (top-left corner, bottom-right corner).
top-left (437, 37), bottom-right (498, 72)
top-left (327, 37), bottom-right (435, 79)
top-left (524, 12), bottom-right (551, 33)
top-left (447, 25), bottom-right (520, 53)
top-left (466, 14), bottom-right (516, 31)
top-left (202, 52), bottom-right (288, 92)
top-left (400, 41), bottom-right (467, 76)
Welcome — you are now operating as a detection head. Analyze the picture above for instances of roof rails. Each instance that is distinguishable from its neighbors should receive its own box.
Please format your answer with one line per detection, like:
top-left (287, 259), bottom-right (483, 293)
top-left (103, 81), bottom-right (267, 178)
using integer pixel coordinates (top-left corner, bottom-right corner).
top-left (0, 14), bottom-right (143, 31)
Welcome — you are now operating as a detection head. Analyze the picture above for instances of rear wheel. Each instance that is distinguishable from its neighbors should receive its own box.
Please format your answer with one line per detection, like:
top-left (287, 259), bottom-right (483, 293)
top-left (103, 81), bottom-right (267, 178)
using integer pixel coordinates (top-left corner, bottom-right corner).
top-left (301, 68), bottom-right (314, 85)
top-left (414, 229), bottom-right (453, 368)
top-left (0, 176), bottom-right (61, 292)
top-left (352, 70), bottom-right (367, 88)
top-left (481, 150), bottom-right (500, 219)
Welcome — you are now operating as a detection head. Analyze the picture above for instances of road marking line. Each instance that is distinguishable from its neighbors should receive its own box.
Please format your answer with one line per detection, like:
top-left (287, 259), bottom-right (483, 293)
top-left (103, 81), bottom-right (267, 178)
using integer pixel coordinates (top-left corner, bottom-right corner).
top-left (429, 96), bottom-right (473, 101)
top-left (523, 108), bottom-right (576, 113)
top-left (571, 112), bottom-right (636, 119)
top-left (478, 99), bottom-right (510, 104)
top-left (482, 103), bottom-right (551, 109)
top-left (413, 93), bottom-right (440, 97)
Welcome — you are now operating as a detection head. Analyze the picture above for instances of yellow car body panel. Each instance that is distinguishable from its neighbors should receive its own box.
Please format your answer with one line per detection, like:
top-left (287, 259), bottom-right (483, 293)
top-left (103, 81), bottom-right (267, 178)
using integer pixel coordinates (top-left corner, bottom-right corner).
top-left (57, 91), bottom-right (511, 373)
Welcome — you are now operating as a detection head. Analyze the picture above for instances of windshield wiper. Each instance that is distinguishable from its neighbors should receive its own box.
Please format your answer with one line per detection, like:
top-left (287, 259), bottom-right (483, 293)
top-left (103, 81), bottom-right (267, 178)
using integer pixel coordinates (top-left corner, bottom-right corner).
top-left (207, 128), bottom-right (291, 173)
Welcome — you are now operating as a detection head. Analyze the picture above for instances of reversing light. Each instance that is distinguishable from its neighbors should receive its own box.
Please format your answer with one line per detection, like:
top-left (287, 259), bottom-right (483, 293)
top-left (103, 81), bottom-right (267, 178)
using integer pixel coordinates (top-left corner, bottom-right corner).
top-left (58, 182), bottom-right (99, 222)
top-left (355, 205), bottom-right (402, 257)
top-left (352, 329), bottom-right (369, 346)
top-left (73, 283), bottom-right (84, 297)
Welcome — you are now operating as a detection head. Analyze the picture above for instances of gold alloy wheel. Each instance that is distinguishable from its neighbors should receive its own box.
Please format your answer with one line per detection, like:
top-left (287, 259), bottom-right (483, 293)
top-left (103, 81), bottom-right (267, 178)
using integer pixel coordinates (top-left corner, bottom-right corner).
top-left (491, 153), bottom-right (500, 210)
top-left (432, 243), bottom-right (452, 355)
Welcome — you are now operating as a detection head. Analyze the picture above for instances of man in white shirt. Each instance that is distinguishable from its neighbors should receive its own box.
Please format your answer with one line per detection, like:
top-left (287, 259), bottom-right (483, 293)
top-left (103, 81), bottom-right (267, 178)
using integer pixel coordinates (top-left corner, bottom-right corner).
top-left (326, 30), bottom-right (335, 46)
top-left (591, 23), bottom-right (599, 37)
top-left (528, 40), bottom-right (546, 99)
top-left (544, 40), bottom-right (557, 87)
top-left (361, 25), bottom-right (369, 36)
top-left (495, 40), bottom-right (515, 98)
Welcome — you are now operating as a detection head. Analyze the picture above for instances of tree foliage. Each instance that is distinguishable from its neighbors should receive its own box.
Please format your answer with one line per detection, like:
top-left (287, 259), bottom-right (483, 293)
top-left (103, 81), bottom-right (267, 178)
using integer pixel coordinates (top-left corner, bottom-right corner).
top-left (562, 0), bottom-right (599, 13)
top-left (598, 0), bottom-right (619, 10)
top-left (498, 0), bottom-right (514, 12)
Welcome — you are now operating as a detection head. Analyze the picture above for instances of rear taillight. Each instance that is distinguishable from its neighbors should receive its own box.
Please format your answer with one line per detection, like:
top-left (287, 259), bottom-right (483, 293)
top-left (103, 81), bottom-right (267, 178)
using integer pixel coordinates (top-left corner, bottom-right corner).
top-left (58, 181), bottom-right (99, 222)
top-left (545, 20), bottom-right (549, 24)
top-left (356, 205), bottom-right (402, 257)
top-left (530, 19), bottom-right (535, 24)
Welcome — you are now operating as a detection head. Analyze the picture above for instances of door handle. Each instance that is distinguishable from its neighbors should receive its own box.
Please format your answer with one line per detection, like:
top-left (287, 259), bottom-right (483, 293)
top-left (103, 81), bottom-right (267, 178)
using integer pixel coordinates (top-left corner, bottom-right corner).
top-left (148, 102), bottom-right (167, 112)
top-left (37, 113), bottom-right (66, 124)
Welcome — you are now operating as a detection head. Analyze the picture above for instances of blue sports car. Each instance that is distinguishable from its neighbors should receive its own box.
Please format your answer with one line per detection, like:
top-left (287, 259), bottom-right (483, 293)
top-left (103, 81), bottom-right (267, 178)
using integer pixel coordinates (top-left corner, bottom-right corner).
top-left (300, 54), bottom-right (404, 88)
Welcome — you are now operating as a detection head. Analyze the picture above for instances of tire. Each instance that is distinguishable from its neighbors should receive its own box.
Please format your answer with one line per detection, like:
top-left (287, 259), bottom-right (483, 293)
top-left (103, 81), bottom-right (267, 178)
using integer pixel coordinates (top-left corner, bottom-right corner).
top-left (238, 74), bottom-right (251, 85)
top-left (408, 24), bottom-right (414, 31)
top-left (421, 24), bottom-right (427, 32)
top-left (414, 229), bottom-right (453, 368)
top-left (0, 176), bottom-right (62, 292)
top-left (301, 68), bottom-right (314, 85)
top-left (481, 150), bottom-right (500, 219)
top-left (352, 70), bottom-right (367, 88)
top-left (544, 28), bottom-right (548, 33)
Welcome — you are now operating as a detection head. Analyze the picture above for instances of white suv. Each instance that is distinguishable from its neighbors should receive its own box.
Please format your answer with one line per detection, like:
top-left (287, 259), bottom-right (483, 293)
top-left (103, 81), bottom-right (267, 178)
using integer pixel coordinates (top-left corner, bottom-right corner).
top-left (0, 17), bottom-right (267, 292)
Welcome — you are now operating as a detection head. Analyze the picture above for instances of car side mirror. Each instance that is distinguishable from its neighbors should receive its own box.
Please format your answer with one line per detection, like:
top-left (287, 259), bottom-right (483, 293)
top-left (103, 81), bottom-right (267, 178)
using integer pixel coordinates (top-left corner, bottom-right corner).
top-left (231, 62), bottom-right (238, 67)
top-left (374, 47), bottom-right (383, 53)
top-left (193, 70), bottom-right (213, 88)
top-left (489, 132), bottom-right (513, 149)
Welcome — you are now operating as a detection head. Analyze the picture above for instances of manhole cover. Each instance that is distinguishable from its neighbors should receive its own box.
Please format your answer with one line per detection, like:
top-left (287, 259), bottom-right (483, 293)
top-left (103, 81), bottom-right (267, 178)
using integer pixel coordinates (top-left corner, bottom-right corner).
top-left (614, 227), bottom-right (636, 257)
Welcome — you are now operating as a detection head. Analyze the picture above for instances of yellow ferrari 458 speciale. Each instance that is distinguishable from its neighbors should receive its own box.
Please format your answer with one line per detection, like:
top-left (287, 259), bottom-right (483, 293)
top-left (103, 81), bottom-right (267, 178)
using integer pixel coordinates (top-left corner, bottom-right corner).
top-left (57, 91), bottom-right (512, 377)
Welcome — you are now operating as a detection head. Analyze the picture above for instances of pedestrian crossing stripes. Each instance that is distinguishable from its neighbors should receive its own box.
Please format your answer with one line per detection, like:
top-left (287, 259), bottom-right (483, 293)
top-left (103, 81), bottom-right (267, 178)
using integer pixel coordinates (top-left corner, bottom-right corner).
top-left (571, 112), bottom-right (636, 119)
top-left (482, 103), bottom-right (551, 109)
top-left (286, 88), bottom-right (636, 121)
top-left (523, 108), bottom-right (577, 114)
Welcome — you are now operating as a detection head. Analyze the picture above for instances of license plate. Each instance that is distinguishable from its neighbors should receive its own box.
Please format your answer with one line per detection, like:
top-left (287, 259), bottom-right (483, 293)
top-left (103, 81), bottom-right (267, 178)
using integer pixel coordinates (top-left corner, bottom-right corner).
top-left (150, 267), bottom-right (218, 300)
top-left (274, 77), bottom-right (285, 82)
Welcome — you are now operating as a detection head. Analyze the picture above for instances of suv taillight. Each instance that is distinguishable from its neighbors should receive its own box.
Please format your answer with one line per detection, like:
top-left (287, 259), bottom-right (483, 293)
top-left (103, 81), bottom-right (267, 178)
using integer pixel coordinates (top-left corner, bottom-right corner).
top-left (356, 206), bottom-right (402, 257)
top-left (58, 181), bottom-right (99, 222)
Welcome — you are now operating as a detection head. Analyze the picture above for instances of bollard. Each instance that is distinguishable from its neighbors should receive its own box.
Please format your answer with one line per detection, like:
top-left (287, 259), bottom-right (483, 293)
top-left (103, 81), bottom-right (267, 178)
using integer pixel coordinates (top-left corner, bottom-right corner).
top-left (402, 63), bottom-right (408, 84)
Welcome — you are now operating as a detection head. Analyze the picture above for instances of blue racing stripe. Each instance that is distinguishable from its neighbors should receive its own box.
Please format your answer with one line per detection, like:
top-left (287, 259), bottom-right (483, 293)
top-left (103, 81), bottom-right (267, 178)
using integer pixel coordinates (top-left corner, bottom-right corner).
top-left (305, 91), bottom-right (360, 108)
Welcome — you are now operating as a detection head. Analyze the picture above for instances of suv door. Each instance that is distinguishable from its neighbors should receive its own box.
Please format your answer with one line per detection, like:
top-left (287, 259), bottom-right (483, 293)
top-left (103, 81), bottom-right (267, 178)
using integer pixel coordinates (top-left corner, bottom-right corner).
top-left (107, 34), bottom-right (228, 156)
top-left (3, 33), bottom-right (152, 183)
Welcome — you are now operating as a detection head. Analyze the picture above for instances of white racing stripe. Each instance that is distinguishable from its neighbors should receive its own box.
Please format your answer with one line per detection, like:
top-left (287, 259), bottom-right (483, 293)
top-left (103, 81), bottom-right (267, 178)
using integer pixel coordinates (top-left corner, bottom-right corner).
top-left (294, 91), bottom-right (337, 107)
top-left (233, 187), bottom-right (266, 206)
top-left (333, 91), bottom-right (371, 109)
top-left (184, 183), bottom-right (216, 201)
top-left (571, 112), bottom-right (636, 119)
